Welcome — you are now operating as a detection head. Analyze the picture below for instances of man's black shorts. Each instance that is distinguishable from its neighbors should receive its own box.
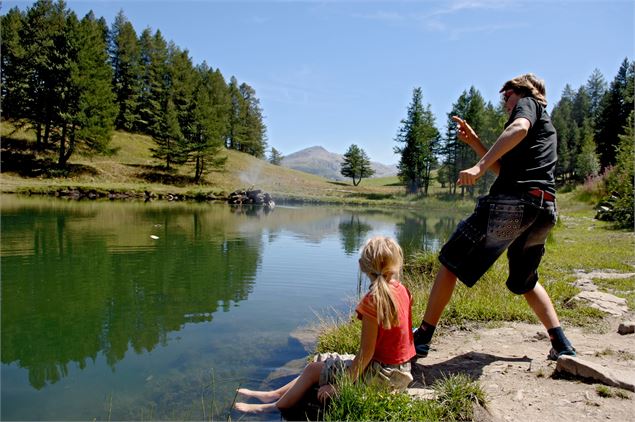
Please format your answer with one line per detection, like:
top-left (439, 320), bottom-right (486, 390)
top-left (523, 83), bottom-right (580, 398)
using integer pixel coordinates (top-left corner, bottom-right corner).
top-left (438, 193), bottom-right (557, 294)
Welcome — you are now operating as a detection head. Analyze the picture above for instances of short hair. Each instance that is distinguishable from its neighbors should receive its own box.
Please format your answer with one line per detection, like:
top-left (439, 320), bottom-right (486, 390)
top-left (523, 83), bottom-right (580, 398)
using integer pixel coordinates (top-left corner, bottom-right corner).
top-left (500, 73), bottom-right (547, 106)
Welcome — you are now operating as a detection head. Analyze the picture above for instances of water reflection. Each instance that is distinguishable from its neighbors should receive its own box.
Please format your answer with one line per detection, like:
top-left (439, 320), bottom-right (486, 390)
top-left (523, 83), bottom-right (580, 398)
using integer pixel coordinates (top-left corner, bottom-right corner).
top-left (2, 199), bottom-right (261, 390)
top-left (0, 196), bottom-right (462, 419)
top-left (339, 214), bottom-right (373, 255)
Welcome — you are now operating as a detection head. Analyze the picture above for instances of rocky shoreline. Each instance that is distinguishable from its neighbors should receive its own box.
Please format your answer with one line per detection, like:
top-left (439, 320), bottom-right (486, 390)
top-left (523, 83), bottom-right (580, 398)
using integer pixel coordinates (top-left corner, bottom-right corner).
top-left (10, 186), bottom-right (282, 206)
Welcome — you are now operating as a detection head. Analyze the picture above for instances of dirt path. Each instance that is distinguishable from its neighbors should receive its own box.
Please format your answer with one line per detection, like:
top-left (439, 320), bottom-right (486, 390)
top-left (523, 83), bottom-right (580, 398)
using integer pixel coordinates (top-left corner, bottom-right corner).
top-left (411, 316), bottom-right (635, 421)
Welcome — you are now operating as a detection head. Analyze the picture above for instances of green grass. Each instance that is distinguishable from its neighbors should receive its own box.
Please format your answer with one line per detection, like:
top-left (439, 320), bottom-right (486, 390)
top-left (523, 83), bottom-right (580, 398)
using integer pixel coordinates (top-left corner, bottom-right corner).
top-left (595, 385), bottom-right (632, 399)
top-left (317, 191), bottom-right (634, 357)
top-left (316, 313), bottom-right (362, 355)
top-left (324, 373), bottom-right (486, 422)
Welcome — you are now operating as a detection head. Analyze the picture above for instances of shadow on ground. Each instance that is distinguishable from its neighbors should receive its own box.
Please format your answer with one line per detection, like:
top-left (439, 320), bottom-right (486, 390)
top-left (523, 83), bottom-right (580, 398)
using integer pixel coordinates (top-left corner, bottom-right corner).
top-left (410, 351), bottom-right (532, 387)
top-left (1, 137), bottom-right (99, 178)
top-left (127, 163), bottom-right (210, 187)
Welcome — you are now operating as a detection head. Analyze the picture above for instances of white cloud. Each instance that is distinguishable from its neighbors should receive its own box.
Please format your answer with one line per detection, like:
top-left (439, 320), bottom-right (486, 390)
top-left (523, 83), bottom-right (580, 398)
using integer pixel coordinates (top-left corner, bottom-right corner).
top-left (425, 0), bottom-right (514, 18)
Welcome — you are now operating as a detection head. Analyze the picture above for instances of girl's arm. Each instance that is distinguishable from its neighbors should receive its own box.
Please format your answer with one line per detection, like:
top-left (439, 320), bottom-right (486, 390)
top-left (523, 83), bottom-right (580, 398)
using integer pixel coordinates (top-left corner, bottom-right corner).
top-left (317, 315), bottom-right (378, 402)
top-left (349, 314), bottom-right (379, 381)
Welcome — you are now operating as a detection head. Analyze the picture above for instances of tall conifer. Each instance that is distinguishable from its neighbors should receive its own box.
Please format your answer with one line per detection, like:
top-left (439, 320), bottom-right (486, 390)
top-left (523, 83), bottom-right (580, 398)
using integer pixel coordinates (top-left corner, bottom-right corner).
top-left (595, 58), bottom-right (634, 168)
top-left (110, 10), bottom-right (141, 131)
top-left (394, 87), bottom-right (440, 195)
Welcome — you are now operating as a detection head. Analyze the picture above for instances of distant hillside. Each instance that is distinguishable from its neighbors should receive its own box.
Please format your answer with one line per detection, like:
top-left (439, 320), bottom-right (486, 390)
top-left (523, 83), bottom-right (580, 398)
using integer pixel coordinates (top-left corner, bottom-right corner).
top-left (281, 146), bottom-right (397, 181)
top-left (0, 123), bottom-right (405, 201)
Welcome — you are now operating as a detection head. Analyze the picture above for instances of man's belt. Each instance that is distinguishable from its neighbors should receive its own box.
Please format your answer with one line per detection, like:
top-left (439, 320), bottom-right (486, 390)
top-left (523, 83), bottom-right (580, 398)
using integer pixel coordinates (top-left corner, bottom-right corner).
top-left (528, 189), bottom-right (555, 202)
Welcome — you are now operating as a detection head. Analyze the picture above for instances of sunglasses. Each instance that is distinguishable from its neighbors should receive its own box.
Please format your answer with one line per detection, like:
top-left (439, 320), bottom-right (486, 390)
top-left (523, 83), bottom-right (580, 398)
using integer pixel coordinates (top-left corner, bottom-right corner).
top-left (502, 90), bottom-right (515, 102)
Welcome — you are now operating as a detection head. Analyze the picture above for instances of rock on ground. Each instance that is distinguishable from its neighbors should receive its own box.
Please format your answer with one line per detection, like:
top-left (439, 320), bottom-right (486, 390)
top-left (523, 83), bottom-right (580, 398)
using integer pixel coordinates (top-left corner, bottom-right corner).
top-left (411, 316), bottom-right (635, 422)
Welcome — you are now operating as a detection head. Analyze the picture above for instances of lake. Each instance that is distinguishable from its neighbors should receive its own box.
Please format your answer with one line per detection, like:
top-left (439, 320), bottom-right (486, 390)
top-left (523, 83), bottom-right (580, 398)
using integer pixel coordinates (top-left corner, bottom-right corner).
top-left (0, 195), bottom-right (462, 420)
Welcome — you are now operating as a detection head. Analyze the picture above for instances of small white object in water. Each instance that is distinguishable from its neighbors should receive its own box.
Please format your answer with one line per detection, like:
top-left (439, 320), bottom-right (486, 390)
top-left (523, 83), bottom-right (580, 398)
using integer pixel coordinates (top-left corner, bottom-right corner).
top-left (150, 235), bottom-right (159, 240)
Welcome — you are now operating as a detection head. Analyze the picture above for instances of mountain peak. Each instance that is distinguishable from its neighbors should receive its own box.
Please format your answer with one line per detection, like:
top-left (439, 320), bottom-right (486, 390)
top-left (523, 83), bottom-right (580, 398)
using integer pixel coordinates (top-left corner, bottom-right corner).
top-left (280, 146), bottom-right (397, 181)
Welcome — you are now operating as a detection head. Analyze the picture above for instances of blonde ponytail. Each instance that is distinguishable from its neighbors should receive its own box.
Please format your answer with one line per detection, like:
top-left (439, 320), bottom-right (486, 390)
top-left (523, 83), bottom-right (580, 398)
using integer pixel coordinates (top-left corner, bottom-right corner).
top-left (359, 237), bottom-right (404, 329)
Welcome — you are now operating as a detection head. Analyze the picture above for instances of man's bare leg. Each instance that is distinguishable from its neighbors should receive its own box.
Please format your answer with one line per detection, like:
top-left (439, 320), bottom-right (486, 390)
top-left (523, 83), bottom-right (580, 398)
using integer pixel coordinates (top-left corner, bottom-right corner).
top-left (523, 282), bottom-right (560, 329)
top-left (422, 264), bottom-right (458, 326)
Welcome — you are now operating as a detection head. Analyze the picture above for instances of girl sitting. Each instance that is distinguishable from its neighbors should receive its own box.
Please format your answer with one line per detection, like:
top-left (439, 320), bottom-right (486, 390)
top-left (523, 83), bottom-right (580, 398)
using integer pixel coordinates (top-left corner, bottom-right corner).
top-left (234, 236), bottom-right (416, 414)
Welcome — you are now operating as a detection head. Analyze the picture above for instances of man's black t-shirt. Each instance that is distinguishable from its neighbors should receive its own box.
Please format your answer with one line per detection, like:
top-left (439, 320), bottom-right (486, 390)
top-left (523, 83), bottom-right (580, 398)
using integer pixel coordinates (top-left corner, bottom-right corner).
top-left (489, 97), bottom-right (558, 196)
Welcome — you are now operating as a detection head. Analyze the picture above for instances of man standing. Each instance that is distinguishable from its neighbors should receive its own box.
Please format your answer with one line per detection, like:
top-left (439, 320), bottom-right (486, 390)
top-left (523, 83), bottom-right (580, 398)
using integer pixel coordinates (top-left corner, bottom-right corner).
top-left (414, 74), bottom-right (576, 360)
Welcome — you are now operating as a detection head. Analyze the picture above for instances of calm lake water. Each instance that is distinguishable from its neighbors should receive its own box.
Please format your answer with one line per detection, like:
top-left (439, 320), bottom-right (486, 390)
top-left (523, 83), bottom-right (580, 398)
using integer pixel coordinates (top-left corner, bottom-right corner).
top-left (1, 195), bottom-right (462, 420)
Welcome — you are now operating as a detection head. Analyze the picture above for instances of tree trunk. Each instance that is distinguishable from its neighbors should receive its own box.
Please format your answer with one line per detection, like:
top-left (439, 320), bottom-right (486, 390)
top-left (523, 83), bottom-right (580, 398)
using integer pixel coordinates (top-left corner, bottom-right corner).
top-left (58, 124), bottom-right (75, 167)
top-left (35, 122), bottom-right (42, 151)
top-left (64, 125), bottom-right (76, 164)
top-left (58, 124), bottom-right (66, 166)
top-left (194, 155), bottom-right (202, 183)
top-left (43, 122), bottom-right (51, 148)
top-left (407, 179), bottom-right (417, 194)
top-left (166, 138), bottom-right (171, 170)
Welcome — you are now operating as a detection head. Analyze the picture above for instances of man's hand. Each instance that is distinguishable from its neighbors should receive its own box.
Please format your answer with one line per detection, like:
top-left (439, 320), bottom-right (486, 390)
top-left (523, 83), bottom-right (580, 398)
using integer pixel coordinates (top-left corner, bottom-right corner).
top-left (451, 115), bottom-right (479, 147)
top-left (457, 165), bottom-right (483, 186)
top-left (317, 384), bottom-right (337, 403)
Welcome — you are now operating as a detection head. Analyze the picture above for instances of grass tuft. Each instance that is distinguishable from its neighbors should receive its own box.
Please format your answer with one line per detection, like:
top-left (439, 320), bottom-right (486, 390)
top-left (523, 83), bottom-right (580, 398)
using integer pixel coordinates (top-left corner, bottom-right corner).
top-left (434, 373), bottom-right (487, 420)
top-left (324, 372), bottom-right (486, 421)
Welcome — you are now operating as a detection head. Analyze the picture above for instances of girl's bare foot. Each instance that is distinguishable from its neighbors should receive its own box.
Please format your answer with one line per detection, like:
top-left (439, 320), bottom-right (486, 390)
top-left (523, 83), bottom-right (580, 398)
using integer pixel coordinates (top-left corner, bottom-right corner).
top-left (234, 401), bottom-right (277, 413)
top-left (236, 388), bottom-right (280, 403)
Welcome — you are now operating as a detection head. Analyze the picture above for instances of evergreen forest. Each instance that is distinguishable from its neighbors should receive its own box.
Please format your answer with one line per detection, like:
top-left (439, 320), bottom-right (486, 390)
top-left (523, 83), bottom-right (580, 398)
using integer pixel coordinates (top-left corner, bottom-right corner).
top-left (1, 0), bottom-right (267, 182)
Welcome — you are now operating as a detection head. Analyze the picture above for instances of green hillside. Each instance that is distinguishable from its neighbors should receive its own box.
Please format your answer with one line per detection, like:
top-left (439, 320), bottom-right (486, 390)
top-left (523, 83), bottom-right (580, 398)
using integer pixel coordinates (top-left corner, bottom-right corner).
top-left (1, 123), bottom-right (407, 203)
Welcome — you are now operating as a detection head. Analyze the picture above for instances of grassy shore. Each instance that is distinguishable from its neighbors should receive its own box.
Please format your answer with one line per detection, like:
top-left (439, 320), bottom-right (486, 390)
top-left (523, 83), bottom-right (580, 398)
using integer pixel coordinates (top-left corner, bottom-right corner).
top-left (318, 191), bottom-right (634, 354)
top-left (1, 122), bottom-right (478, 210)
top-left (315, 191), bottom-right (633, 420)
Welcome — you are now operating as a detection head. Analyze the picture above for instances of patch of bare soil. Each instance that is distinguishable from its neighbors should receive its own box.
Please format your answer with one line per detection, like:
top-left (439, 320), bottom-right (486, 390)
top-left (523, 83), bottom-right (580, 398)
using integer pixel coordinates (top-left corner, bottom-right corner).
top-left (411, 315), bottom-right (635, 421)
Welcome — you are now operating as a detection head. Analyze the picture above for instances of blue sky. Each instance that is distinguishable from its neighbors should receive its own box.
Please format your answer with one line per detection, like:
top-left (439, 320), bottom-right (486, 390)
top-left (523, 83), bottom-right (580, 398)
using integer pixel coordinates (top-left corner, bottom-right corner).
top-left (4, 0), bottom-right (633, 164)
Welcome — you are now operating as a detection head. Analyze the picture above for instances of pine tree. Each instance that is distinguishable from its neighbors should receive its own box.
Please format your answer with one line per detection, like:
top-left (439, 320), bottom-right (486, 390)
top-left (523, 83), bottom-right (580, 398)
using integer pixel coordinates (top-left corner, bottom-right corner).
top-left (20, 0), bottom-right (70, 150)
top-left (168, 44), bottom-right (196, 154)
top-left (138, 29), bottom-right (185, 169)
top-left (226, 77), bottom-right (267, 157)
top-left (341, 144), bottom-right (375, 186)
top-left (66, 11), bottom-right (117, 162)
top-left (572, 86), bottom-right (591, 127)
top-left (187, 64), bottom-right (229, 182)
top-left (574, 119), bottom-right (600, 180)
top-left (137, 28), bottom-right (168, 136)
top-left (0, 7), bottom-right (27, 120)
top-left (551, 85), bottom-right (579, 181)
top-left (269, 147), bottom-right (283, 165)
top-left (394, 87), bottom-right (440, 194)
top-left (238, 82), bottom-right (267, 158)
top-left (601, 110), bottom-right (634, 228)
top-left (477, 102), bottom-right (506, 194)
top-left (595, 58), bottom-right (634, 168)
top-left (8, 1), bottom-right (116, 166)
top-left (585, 68), bottom-right (607, 122)
top-left (442, 87), bottom-right (487, 197)
top-left (110, 10), bottom-right (141, 131)
top-left (226, 76), bottom-right (242, 150)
